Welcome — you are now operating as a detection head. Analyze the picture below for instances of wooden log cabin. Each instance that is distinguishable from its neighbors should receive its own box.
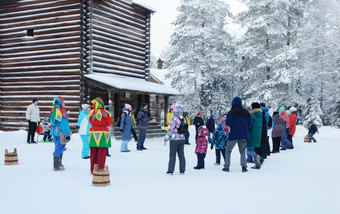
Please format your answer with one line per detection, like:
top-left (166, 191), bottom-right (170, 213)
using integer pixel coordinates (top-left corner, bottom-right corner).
top-left (0, 0), bottom-right (178, 138)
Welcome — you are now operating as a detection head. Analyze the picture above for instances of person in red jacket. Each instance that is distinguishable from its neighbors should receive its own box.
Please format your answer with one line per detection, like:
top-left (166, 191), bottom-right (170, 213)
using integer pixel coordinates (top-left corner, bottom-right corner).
top-left (288, 107), bottom-right (297, 148)
top-left (88, 97), bottom-right (113, 174)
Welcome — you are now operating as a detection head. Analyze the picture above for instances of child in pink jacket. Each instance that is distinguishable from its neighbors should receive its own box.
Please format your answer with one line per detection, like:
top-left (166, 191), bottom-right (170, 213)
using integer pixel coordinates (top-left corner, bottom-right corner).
top-left (194, 127), bottom-right (209, 169)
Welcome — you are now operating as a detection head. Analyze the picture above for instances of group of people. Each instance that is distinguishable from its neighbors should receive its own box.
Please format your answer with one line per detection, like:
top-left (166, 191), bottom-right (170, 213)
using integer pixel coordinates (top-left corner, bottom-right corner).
top-left (25, 95), bottom-right (318, 175)
top-left (163, 96), bottom-right (304, 174)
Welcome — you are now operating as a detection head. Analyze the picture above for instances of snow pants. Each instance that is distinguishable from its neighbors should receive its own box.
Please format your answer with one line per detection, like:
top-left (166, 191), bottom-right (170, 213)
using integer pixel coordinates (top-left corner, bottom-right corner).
top-left (196, 153), bottom-right (206, 168)
top-left (272, 137), bottom-right (281, 152)
top-left (80, 135), bottom-right (90, 158)
top-left (53, 136), bottom-right (65, 157)
top-left (121, 140), bottom-right (129, 152)
top-left (215, 149), bottom-right (226, 164)
top-left (168, 140), bottom-right (186, 173)
top-left (90, 147), bottom-right (107, 173)
top-left (137, 129), bottom-right (146, 149)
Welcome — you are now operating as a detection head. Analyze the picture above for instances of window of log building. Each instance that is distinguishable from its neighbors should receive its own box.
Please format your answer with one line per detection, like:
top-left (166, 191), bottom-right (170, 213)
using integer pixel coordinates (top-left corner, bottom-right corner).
top-left (27, 29), bottom-right (34, 37)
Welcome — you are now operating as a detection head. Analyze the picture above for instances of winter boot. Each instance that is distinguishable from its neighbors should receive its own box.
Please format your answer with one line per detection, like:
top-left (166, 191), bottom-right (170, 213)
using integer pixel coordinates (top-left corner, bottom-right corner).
top-left (54, 156), bottom-right (64, 171)
top-left (59, 154), bottom-right (65, 170)
top-left (222, 167), bottom-right (229, 172)
top-left (251, 155), bottom-right (261, 169)
top-left (247, 155), bottom-right (254, 163)
top-left (242, 167), bottom-right (248, 172)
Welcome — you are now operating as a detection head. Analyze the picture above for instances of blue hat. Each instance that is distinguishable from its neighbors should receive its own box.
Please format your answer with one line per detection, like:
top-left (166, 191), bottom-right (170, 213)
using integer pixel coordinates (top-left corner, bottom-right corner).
top-left (279, 106), bottom-right (285, 112)
top-left (210, 114), bottom-right (215, 119)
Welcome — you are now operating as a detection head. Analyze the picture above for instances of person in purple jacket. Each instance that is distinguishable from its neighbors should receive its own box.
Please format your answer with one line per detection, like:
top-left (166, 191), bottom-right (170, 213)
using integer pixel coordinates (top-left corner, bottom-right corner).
top-left (271, 111), bottom-right (285, 153)
top-left (222, 97), bottom-right (252, 172)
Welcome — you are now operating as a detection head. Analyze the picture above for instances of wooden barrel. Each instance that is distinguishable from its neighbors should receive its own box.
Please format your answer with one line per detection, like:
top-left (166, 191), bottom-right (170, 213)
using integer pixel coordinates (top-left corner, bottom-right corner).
top-left (304, 135), bottom-right (310, 142)
top-left (92, 164), bottom-right (110, 187)
top-left (5, 148), bottom-right (18, 165)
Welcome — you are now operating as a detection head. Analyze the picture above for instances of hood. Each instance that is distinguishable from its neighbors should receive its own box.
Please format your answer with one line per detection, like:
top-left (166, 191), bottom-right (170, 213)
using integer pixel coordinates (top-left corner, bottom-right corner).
top-left (231, 97), bottom-right (242, 108)
top-left (263, 107), bottom-right (269, 112)
top-left (172, 103), bottom-right (183, 118)
top-left (250, 108), bottom-right (262, 118)
top-left (217, 123), bottom-right (223, 130)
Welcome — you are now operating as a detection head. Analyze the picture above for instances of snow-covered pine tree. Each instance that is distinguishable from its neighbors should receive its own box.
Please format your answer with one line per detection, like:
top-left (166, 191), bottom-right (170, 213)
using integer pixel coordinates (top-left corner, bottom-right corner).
top-left (166, 0), bottom-right (235, 119)
top-left (304, 96), bottom-right (323, 127)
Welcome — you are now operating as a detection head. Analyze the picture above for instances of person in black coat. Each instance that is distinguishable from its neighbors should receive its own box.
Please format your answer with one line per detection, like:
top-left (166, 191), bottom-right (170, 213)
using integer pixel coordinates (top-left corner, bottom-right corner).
top-left (206, 114), bottom-right (215, 144)
top-left (193, 112), bottom-right (204, 139)
top-left (307, 121), bottom-right (318, 142)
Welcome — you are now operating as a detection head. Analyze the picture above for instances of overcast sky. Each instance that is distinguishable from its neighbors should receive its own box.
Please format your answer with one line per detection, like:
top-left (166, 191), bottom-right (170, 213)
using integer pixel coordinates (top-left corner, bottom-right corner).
top-left (135, 0), bottom-right (247, 58)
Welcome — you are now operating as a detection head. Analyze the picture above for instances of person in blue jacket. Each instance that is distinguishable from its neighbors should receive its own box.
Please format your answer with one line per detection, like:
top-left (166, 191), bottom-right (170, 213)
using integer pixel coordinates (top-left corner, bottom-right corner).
top-left (223, 97), bottom-right (252, 172)
top-left (307, 121), bottom-right (319, 142)
top-left (49, 96), bottom-right (71, 171)
top-left (76, 104), bottom-right (91, 159)
top-left (120, 103), bottom-right (134, 152)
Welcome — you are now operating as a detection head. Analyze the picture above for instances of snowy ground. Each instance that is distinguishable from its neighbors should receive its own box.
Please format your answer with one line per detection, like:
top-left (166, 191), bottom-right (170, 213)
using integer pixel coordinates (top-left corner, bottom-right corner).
top-left (0, 126), bottom-right (339, 214)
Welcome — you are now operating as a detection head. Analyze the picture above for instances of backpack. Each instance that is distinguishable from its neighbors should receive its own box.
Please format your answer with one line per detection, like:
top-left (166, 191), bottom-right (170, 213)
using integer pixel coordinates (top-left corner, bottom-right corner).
top-left (177, 118), bottom-right (188, 134)
top-left (116, 113), bottom-right (126, 127)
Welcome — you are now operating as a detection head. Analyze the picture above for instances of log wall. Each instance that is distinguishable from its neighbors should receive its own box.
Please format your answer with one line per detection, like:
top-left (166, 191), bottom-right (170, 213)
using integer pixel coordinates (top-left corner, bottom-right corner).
top-left (88, 0), bottom-right (150, 79)
top-left (0, 0), bottom-right (82, 130)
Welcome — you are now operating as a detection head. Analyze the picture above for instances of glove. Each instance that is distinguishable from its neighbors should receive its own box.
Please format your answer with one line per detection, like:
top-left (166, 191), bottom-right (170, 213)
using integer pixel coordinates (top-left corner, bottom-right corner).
top-left (38, 121), bottom-right (40, 125)
top-left (210, 144), bottom-right (214, 150)
top-left (120, 129), bottom-right (123, 132)
top-left (76, 126), bottom-right (80, 130)
top-left (28, 120), bottom-right (31, 123)
top-left (164, 141), bottom-right (167, 146)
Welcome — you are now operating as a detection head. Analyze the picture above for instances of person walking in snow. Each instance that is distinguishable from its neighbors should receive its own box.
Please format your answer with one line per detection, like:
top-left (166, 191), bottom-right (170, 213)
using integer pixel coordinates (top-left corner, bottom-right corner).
top-left (194, 127), bottom-right (209, 169)
top-left (247, 102), bottom-right (264, 169)
top-left (279, 107), bottom-right (293, 150)
top-left (206, 114), bottom-right (215, 144)
top-left (307, 121), bottom-right (318, 142)
top-left (26, 98), bottom-right (40, 144)
top-left (193, 112), bottom-right (204, 139)
top-left (164, 103), bottom-right (187, 175)
top-left (49, 96), bottom-right (71, 171)
top-left (271, 111), bottom-right (285, 153)
top-left (211, 123), bottom-right (228, 165)
top-left (223, 97), bottom-right (252, 172)
top-left (288, 107), bottom-right (298, 147)
top-left (120, 103), bottom-right (134, 152)
top-left (77, 104), bottom-right (91, 159)
top-left (88, 97), bottom-right (113, 173)
top-left (136, 102), bottom-right (150, 151)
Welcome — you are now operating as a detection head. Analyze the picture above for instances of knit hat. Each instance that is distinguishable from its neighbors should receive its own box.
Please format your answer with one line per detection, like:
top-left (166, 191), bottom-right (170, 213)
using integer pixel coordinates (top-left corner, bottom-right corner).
top-left (289, 107), bottom-right (297, 112)
top-left (125, 103), bottom-right (132, 109)
top-left (260, 102), bottom-right (266, 107)
top-left (197, 112), bottom-right (201, 117)
top-left (279, 106), bottom-right (285, 112)
top-left (82, 104), bottom-right (90, 110)
top-left (141, 102), bottom-right (148, 109)
top-left (251, 102), bottom-right (261, 109)
top-left (32, 98), bottom-right (38, 103)
top-left (210, 114), bottom-right (215, 119)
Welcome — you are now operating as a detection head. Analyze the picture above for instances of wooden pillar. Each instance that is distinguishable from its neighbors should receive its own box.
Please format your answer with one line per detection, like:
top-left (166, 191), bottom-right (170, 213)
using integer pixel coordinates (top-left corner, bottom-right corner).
top-left (114, 92), bottom-right (120, 121)
top-left (164, 96), bottom-right (169, 125)
top-left (108, 91), bottom-right (114, 135)
top-left (156, 95), bottom-right (160, 122)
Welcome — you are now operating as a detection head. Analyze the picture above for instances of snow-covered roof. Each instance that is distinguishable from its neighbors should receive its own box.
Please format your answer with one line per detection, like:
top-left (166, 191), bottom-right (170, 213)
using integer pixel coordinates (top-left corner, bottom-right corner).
top-left (132, 0), bottom-right (156, 13)
top-left (85, 73), bottom-right (178, 96)
top-left (150, 68), bottom-right (172, 86)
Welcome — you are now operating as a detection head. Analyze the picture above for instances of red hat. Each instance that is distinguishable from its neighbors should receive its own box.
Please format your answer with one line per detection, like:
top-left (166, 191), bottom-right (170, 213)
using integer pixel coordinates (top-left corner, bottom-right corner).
top-left (197, 112), bottom-right (201, 117)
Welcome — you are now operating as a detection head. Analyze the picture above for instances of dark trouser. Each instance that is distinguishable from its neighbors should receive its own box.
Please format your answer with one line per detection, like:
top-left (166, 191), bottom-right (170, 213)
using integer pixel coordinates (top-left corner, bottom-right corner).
top-left (168, 140), bottom-right (186, 173)
top-left (131, 129), bottom-right (138, 141)
top-left (287, 134), bottom-right (293, 145)
top-left (137, 129), bottom-right (147, 149)
top-left (43, 131), bottom-right (52, 141)
top-left (308, 133), bottom-right (317, 142)
top-left (272, 137), bottom-right (281, 152)
top-left (184, 131), bottom-right (190, 144)
top-left (266, 136), bottom-right (271, 156)
top-left (27, 121), bottom-right (37, 143)
top-left (196, 153), bottom-right (206, 168)
top-left (215, 149), bottom-right (226, 164)
top-left (90, 147), bottom-right (107, 173)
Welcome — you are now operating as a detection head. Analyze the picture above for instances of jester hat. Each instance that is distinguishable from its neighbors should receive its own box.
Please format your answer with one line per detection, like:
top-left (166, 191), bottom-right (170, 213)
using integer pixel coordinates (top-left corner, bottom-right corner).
top-left (50, 96), bottom-right (67, 122)
top-left (91, 97), bottom-right (104, 113)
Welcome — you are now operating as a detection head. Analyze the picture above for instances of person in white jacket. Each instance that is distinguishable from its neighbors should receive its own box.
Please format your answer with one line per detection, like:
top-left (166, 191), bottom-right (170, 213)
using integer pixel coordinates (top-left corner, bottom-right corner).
top-left (26, 98), bottom-right (40, 144)
top-left (76, 104), bottom-right (91, 159)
